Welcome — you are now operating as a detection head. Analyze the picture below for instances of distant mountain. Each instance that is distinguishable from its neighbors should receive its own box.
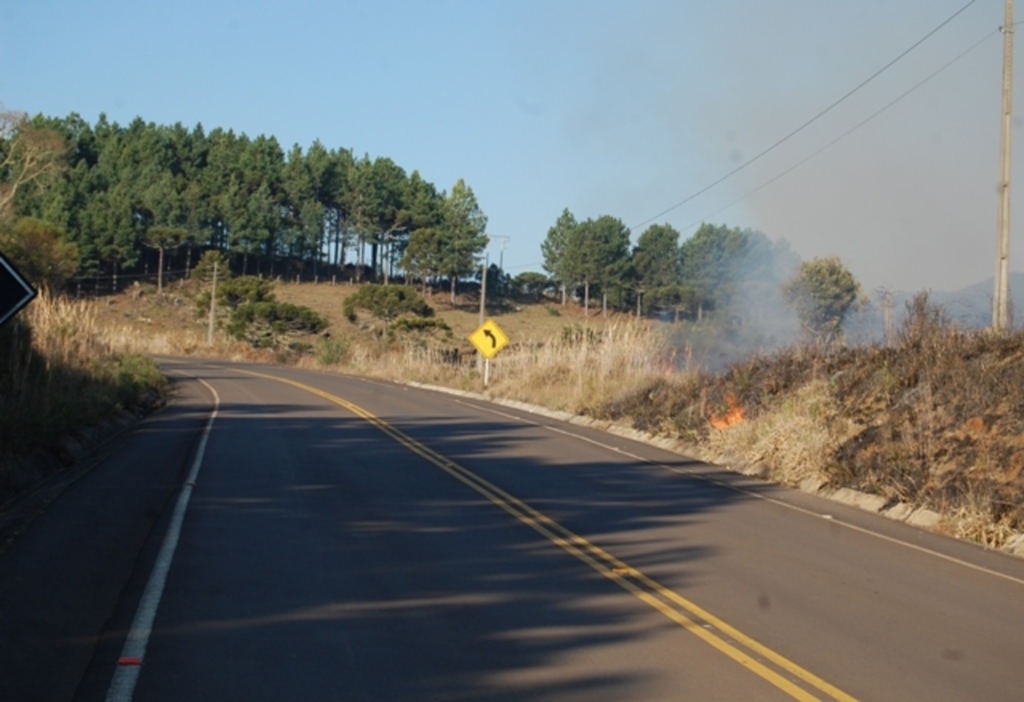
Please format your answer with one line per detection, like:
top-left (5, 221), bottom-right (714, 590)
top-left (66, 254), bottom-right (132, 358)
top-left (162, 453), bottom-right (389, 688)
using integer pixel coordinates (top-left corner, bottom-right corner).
top-left (845, 272), bottom-right (1024, 343)
top-left (924, 272), bottom-right (1024, 329)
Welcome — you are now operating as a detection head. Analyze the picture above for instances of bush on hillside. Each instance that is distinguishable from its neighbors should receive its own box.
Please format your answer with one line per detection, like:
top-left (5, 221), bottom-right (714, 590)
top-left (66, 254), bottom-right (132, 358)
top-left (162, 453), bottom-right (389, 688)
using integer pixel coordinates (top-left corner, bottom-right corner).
top-left (344, 284), bottom-right (435, 335)
top-left (195, 275), bottom-right (328, 349)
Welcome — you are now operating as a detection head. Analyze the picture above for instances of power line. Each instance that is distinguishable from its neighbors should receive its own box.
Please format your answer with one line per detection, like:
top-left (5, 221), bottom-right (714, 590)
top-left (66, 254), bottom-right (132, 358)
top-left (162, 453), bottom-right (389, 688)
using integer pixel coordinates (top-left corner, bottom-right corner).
top-left (630, 0), bottom-right (979, 231)
top-left (505, 260), bottom-right (544, 272)
top-left (677, 26), bottom-right (1000, 234)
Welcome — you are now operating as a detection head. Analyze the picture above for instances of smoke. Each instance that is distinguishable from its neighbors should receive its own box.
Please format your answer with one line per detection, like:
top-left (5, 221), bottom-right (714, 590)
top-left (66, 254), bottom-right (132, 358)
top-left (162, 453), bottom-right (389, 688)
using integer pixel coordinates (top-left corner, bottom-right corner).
top-left (688, 3), bottom-right (1010, 294)
top-left (671, 230), bottom-right (804, 373)
top-left (559, 1), bottom-right (1011, 295)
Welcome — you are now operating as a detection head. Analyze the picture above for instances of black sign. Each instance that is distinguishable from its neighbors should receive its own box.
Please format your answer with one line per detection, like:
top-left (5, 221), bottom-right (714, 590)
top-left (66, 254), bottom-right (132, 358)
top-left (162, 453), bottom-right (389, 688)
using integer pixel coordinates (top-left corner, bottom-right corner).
top-left (0, 253), bottom-right (36, 328)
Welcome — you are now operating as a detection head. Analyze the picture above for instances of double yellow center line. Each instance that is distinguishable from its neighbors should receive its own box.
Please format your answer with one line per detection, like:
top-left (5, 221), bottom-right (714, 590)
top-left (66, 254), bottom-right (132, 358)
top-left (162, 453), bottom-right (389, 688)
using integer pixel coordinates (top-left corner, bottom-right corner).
top-left (235, 368), bottom-right (856, 702)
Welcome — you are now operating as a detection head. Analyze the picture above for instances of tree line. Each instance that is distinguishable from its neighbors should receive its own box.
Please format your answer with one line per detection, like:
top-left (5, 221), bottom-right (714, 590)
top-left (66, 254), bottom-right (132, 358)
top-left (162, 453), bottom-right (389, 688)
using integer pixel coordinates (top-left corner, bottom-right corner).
top-left (1, 108), bottom-right (862, 342)
top-left (537, 208), bottom-right (863, 341)
top-left (1, 110), bottom-right (488, 296)
top-left (539, 209), bottom-right (798, 320)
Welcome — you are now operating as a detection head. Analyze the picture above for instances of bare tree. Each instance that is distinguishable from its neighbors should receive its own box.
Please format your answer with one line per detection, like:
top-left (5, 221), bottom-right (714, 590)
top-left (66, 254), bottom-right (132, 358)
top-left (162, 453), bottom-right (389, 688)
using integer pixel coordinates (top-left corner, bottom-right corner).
top-left (0, 109), bottom-right (67, 221)
top-left (876, 286), bottom-right (895, 348)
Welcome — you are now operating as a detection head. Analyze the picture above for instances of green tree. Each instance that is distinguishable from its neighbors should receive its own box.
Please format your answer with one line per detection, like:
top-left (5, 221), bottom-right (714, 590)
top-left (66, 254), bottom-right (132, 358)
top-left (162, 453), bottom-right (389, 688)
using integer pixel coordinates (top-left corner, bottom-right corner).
top-left (782, 256), bottom-right (862, 343)
top-left (196, 275), bottom-right (327, 348)
top-left (192, 249), bottom-right (231, 285)
top-left (643, 283), bottom-right (700, 322)
top-left (348, 156), bottom-right (408, 279)
top-left (541, 208), bottom-right (577, 305)
top-left (678, 223), bottom-right (794, 322)
top-left (194, 271), bottom-right (264, 316)
top-left (440, 179), bottom-right (488, 303)
top-left (562, 215), bottom-right (631, 316)
top-left (226, 134), bottom-right (284, 275)
top-left (510, 271), bottom-right (550, 301)
top-left (633, 223), bottom-right (680, 291)
top-left (144, 225), bottom-right (188, 292)
top-left (399, 227), bottom-right (446, 292)
top-left (324, 147), bottom-right (355, 268)
top-left (226, 301), bottom-right (328, 347)
top-left (1, 112), bottom-right (463, 296)
top-left (392, 170), bottom-right (444, 283)
top-left (88, 183), bottom-right (139, 291)
top-left (220, 275), bottom-right (276, 306)
top-left (343, 283), bottom-right (434, 334)
top-left (399, 178), bottom-right (484, 296)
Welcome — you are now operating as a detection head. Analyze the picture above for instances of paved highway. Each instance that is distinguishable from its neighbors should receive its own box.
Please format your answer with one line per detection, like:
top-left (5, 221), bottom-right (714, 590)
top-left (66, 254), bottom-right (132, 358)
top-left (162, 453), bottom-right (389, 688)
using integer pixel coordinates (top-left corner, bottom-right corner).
top-left (3, 357), bottom-right (1024, 700)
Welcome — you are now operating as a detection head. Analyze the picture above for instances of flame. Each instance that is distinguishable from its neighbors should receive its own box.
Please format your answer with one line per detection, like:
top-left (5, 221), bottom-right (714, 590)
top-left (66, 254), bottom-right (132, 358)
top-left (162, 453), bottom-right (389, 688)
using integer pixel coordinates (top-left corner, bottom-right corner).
top-left (709, 394), bottom-right (744, 429)
top-left (663, 349), bottom-right (678, 376)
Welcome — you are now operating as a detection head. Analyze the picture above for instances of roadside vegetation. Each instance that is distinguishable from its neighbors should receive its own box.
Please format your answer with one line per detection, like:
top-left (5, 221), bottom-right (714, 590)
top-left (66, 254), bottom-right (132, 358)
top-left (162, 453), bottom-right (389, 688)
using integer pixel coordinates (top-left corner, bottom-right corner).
top-left (0, 291), bottom-right (165, 498)
top-left (3, 106), bottom-right (1023, 553)
top-left (596, 293), bottom-right (1024, 548)
top-left (0, 110), bottom-right (165, 499)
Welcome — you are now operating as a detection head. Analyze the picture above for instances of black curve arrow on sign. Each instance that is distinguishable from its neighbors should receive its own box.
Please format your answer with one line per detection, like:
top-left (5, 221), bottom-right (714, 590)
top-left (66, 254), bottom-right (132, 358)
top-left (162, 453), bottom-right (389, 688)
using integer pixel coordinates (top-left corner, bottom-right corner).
top-left (483, 329), bottom-right (497, 348)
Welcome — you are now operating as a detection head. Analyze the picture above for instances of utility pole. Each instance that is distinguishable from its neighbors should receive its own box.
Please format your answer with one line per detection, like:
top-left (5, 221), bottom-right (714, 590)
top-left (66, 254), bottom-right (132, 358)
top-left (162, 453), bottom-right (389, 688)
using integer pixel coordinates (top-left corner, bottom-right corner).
top-left (492, 236), bottom-right (509, 273)
top-left (995, 0), bottom-right (1014, 331)
top-left (207, 261), bottom-right (218, 347)
top-left (478, 258), bottom-right (487, 377)
top-left (479, 257), bottom-right (488, 324)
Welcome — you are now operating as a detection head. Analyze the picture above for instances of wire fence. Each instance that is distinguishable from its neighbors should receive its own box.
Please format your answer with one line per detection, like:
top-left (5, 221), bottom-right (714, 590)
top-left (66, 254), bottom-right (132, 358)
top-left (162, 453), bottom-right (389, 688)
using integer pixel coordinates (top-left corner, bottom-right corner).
top-left (67, 260), bottom-right (381, 298)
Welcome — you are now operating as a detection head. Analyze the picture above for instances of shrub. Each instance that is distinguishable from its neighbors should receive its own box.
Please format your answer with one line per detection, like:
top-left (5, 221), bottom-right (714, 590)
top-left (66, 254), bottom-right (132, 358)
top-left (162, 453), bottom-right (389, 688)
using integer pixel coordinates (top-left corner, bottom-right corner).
top-left (0, 217), bottom-right (79, 289)
top-left (196, 275), bottom-right (327, 349)
top-left (782, 257), bottom-right (862, 344)
top-left (226, 300), bottom-right (328, 346)
top-left (343, 284), bottom-right (434, 334)
top-left (315, 336), bottom-right (351, 366)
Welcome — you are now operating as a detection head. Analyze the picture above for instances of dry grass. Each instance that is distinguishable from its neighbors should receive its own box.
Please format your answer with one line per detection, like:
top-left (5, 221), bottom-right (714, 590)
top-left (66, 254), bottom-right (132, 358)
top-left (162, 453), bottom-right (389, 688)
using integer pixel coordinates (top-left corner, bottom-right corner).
top-left (298, 318), bottom-right (671, 414)
top-left (704, 380), bottom-right (854, 488)
top-left (485, 321), bottom-right (669, 412)
top-left (598, 295), bottom-right (1024, 548)
top-left (0, 291), bottom-right (165, 492)
top-left (273, 280), bottom-right (668, 412)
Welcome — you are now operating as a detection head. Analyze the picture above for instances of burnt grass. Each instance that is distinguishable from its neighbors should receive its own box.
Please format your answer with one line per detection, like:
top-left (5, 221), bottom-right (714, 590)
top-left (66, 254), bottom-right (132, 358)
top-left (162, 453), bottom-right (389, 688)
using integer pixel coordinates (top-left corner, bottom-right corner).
top-left (593, 300), bottom-right (1024, 536)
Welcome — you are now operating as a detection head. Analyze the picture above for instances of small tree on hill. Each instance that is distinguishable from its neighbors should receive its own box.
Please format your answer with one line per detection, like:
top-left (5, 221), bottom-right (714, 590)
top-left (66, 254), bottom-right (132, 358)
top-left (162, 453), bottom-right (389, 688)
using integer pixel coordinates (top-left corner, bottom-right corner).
top-left (440, 179), bottom-right (488, 303)
top-left (144, 225), bottom-right (188, 292)
top-left (542, 208), bottom-right (577, 305)
top-left (195, 274), bottom-right (327, 348)
top-left (782, 256), bottom-right (861, 344)
top-left (192, 249), bottom-right (231, 285)
top-left (344, 284), bottom-right (434, 335)
top-left (562, 215), bottom-right (631, 316)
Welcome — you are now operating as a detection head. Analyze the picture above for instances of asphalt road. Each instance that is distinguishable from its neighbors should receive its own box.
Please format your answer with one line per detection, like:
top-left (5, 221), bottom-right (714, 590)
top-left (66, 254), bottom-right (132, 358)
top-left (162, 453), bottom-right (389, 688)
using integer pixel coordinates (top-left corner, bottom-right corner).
top-left (3, 357), bottom-right (1024, 701)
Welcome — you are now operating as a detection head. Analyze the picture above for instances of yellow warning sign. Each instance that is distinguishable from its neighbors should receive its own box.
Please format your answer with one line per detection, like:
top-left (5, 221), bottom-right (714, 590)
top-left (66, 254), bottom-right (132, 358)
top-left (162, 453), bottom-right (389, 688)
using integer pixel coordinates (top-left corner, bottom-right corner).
top-left (468, 318), bottom-right (510, 359)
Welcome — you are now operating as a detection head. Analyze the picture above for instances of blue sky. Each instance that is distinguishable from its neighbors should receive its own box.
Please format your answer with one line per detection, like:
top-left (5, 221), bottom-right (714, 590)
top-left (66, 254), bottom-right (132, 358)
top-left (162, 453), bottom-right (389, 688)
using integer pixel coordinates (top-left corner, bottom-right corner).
top-left (0, 0), bottom-right (1016, 292)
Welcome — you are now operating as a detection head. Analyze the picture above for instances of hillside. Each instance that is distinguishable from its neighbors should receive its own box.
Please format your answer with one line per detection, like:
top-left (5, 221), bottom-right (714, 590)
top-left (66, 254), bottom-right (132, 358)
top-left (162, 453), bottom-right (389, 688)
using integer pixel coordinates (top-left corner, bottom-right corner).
top-left (89, 278), bottom-right (1024, 552)
top-left (91, 278), bottom-right (635, 357)
top-left (597, 294), bottom-right (1024, 549)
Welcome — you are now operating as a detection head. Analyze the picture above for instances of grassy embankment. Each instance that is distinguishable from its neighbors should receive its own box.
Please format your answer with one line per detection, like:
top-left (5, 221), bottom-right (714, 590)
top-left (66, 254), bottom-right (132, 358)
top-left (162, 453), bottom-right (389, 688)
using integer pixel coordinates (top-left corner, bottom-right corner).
top-left (598, 296), bottom-right (1024, 548)
top-left (0, 291), bottom-right (165, 498)
top-left (97, 278), bottom-right (671, 413)
top-left (97, 280), bottom-right (1024, 549)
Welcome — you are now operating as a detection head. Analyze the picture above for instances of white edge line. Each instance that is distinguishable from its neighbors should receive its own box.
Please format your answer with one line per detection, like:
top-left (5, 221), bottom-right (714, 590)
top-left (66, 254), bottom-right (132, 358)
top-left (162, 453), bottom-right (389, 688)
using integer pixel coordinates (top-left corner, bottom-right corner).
top-left (105, 376), bottom-right (220, 702)
top-left (453, 397), bottom-right (1024, 589)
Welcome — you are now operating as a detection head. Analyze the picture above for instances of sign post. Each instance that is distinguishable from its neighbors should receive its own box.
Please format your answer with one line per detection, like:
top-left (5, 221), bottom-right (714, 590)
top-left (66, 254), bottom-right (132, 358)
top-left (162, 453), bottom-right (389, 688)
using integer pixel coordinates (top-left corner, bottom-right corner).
top-left (0, 253), bottom-right (37, 328)
top-left (468, 318), bottom-right (510, 387)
